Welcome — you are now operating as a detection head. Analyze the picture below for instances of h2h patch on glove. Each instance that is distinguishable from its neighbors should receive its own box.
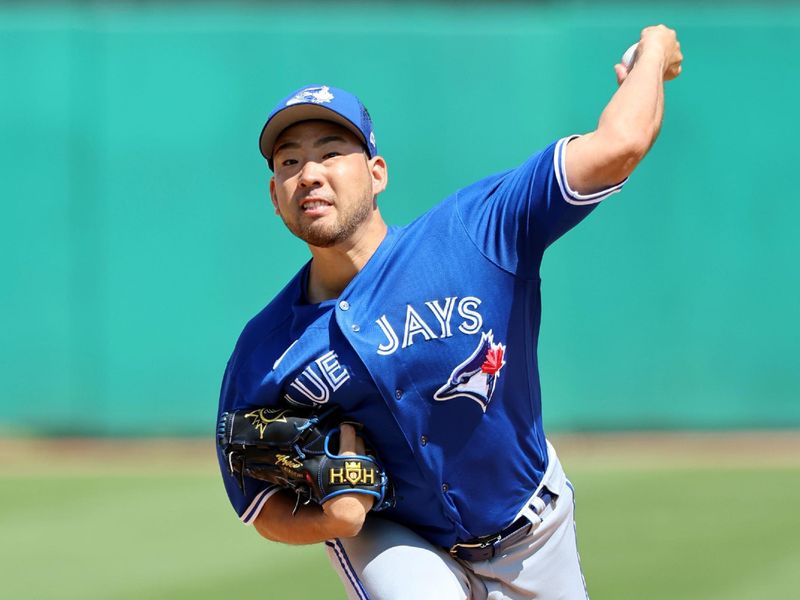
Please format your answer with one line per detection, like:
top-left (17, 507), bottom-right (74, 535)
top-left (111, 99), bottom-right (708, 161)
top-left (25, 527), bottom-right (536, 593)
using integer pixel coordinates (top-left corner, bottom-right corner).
top-left (217, 406), bottom-right (394, 512)
top-left (329, 460), bottom-right (377, 486)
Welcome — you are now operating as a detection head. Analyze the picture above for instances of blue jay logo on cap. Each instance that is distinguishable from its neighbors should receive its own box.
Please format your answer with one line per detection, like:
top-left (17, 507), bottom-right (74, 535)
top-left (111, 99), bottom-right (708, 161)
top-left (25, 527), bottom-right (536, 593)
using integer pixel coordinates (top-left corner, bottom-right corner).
top-left (286, 85), bottom-right (335, 106)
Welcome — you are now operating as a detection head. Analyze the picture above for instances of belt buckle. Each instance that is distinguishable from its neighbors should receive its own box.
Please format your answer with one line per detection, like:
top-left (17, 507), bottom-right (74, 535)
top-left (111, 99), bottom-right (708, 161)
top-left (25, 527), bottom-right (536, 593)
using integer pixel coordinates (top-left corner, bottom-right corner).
top-left (449, 534), bottom-right (502, 560)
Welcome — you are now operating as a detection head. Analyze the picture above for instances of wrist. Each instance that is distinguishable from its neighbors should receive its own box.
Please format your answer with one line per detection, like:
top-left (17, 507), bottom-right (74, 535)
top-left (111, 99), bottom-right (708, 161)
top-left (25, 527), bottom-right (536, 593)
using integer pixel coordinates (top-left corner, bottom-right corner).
top-left (634, 44), bottom-right (667, 77)
top-left (322, 494), bottom-right (370, 538)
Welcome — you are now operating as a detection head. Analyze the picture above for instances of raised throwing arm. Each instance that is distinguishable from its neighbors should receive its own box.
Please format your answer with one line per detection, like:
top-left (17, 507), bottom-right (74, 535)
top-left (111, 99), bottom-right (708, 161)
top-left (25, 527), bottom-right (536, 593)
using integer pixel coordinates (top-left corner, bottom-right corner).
top-left (565, 25), bottom-right (683, 194)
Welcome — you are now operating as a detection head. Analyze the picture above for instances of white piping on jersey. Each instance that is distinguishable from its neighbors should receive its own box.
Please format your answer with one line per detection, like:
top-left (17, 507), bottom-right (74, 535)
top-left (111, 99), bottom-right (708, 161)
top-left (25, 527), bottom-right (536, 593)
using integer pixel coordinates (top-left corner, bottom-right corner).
top-left (554, 135), bottom-right (627, 205)
top-left (241, 486), bottom-right (280, 524)
top-left (273, 340), bottom-right (299, 370)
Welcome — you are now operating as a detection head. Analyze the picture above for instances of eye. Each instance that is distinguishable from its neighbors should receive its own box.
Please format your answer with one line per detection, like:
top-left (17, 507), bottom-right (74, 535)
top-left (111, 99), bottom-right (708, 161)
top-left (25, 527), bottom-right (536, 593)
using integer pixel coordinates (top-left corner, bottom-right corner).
top-left (322, 151), bottom-right (340, 160)
top-left (281, 158), bottom-right (298, 167)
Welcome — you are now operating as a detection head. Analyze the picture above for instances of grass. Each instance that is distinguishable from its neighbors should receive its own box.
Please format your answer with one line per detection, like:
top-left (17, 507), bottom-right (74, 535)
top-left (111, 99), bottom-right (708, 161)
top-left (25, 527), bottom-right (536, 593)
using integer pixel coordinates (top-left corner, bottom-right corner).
top-left (1, 436), bottom-right (798, 599)
top-left (573, 467), bottom-right (800, 600)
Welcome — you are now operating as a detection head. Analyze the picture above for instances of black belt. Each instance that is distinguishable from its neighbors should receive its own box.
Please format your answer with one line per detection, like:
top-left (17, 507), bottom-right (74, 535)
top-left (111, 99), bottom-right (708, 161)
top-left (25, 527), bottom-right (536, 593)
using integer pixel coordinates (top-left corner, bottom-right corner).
top-left (448, 489), bottom-right (555, 562)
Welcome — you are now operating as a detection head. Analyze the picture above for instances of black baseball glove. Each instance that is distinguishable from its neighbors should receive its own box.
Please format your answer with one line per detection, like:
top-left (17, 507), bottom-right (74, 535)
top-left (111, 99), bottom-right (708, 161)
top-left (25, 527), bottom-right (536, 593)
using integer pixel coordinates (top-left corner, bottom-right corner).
top-left (217, 406), bottom-right (394, 512)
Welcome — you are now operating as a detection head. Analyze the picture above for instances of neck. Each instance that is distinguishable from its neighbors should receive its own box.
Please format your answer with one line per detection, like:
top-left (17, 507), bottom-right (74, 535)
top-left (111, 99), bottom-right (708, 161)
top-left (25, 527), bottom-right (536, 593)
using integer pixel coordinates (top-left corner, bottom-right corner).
top-left (306, 211), bottom-right (388, 303)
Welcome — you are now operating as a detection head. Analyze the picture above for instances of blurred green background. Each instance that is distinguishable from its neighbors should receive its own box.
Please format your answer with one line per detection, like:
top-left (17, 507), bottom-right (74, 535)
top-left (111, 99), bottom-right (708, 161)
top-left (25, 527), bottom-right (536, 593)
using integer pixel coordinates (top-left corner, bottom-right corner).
top-left (1, 1), bottom-right (798, 599)
top-left (3, 436), bottom-right (799, 600)
top-left (2, 0), bottom-right (798, 435)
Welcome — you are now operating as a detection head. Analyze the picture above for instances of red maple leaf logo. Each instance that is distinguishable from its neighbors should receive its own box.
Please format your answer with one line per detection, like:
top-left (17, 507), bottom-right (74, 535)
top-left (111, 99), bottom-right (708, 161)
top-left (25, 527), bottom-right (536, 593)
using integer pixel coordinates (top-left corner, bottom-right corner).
top-left (481, 345), bottom-right (505, 375)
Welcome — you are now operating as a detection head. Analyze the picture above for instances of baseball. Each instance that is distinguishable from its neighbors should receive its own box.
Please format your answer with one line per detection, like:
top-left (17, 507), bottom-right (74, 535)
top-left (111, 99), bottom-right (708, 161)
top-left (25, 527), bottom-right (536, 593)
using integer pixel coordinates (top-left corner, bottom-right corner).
top-left (622, 43), bottom-right (639, 69)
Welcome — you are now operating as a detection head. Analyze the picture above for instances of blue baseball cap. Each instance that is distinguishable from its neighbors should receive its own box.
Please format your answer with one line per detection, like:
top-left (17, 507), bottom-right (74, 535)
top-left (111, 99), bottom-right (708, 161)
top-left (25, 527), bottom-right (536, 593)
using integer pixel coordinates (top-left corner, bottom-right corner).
top-left (259, 84), bottom-right (378, 170)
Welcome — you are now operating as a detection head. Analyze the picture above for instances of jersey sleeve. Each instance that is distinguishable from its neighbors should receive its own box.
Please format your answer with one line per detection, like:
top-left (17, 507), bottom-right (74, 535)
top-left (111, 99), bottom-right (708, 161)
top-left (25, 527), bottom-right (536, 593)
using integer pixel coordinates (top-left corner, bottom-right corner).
top-left (216, 355), bottom-right (281, 525)
top-left (455, 135), bottom-right (627, 277)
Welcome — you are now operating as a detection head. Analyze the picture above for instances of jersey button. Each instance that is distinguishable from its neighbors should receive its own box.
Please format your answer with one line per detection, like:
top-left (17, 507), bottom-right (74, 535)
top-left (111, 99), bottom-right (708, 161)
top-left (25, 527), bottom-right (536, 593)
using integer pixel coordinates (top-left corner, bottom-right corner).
top-left (351, 324), bottom-right (360, 332)
top-left (420, 435), bottom-right (428, 446)
top-left (441, 483), bottom-right (449, 493)
top-left (338, 300), bottom-right (350, 311)
top-left (394, 389), bottom-right (403, 400)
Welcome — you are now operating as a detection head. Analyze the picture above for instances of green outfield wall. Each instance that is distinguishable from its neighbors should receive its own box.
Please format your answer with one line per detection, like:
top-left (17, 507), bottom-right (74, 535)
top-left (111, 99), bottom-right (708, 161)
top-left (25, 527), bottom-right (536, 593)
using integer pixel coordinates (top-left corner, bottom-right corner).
top-left (1, 2), bottom-right (798, 435)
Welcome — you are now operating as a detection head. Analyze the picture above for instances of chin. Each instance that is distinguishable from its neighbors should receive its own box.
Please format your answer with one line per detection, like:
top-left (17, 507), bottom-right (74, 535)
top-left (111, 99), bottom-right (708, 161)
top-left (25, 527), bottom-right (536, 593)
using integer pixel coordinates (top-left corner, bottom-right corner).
top-left (286, 204), bottom-right (372, 248)
top-left (305, 236), bottom-right (340, 249)
top-left (295, 225), bottom-right (347, 248)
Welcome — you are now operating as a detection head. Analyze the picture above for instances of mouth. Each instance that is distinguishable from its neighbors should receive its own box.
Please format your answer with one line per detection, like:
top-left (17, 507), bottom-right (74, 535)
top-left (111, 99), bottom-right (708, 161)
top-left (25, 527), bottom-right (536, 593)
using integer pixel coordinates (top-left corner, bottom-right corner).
top-left (299, 197), bottom-right (334, 213)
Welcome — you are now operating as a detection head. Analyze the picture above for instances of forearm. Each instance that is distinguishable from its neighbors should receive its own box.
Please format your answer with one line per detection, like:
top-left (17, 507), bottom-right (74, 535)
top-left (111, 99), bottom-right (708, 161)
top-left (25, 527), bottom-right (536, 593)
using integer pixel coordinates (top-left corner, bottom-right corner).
top-left (565, 25), bottom-right (682, 193)
top-left (595, 45), bottom-right (666, 163)
top-left (253, 490), bottom-right (368, 544)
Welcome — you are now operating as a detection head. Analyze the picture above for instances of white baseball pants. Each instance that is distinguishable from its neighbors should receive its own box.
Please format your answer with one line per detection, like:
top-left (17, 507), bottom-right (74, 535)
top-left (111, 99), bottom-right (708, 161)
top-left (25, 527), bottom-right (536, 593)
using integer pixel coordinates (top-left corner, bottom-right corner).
top-left (325, 441), bottom-right (590, 600)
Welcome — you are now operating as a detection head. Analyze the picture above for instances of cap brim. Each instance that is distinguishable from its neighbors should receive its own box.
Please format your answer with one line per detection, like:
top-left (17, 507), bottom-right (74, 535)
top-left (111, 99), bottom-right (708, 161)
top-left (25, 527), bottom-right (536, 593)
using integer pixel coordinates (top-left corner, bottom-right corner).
top-left (259, 104), bottom-right (368, 161)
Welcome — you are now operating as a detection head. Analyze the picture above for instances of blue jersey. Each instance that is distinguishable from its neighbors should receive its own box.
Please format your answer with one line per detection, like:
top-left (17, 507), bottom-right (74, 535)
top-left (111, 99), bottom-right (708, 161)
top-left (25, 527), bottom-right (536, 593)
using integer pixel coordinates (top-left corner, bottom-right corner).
top-left (217, 136), bottom-right (625, 547)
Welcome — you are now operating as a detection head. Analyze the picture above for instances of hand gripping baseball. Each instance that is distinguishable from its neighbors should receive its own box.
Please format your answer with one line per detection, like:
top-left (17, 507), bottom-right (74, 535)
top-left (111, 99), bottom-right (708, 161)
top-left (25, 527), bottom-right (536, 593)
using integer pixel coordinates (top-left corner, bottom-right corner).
top-left (615, 24), bottom-right (683, 85)
top-left (217, 406), bottom-right (394, 512)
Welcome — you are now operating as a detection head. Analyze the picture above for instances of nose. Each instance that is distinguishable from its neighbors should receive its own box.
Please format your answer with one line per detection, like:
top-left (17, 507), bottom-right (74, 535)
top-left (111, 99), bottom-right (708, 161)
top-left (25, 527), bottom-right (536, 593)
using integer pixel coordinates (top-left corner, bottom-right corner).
top-left (298, 160), bottom-right (324, 188)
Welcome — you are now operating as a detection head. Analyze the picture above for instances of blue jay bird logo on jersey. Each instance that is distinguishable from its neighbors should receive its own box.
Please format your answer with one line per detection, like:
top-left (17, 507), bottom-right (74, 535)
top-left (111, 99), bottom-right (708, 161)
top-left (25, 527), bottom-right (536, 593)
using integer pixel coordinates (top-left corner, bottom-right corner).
top-left (434, 330), bottom-right (507, 412)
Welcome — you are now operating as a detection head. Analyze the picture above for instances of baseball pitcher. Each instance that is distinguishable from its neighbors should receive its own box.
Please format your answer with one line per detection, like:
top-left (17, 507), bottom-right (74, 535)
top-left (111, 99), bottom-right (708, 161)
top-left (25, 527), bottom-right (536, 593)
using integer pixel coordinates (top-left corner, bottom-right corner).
top-left (217, 25), bottom-right (683, 599)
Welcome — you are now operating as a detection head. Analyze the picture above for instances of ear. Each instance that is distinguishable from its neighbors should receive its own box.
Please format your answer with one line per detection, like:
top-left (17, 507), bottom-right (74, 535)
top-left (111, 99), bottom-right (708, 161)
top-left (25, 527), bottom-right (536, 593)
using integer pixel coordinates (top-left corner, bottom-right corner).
top-left (369, 155), bottom-right (388, 197)
top-left (269, 177), bottom-right (280, 215)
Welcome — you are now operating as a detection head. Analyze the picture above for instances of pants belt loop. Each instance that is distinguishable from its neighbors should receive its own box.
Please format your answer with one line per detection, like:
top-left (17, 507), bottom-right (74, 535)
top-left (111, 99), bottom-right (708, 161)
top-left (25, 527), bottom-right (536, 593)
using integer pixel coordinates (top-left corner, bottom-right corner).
top-left (530, 494), bottom-right (547, 515)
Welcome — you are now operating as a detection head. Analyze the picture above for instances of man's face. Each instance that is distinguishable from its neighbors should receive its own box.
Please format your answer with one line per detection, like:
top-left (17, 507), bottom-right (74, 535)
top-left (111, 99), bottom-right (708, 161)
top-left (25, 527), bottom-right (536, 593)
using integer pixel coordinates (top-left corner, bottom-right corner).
top-left (269, 120), bottom-right (386, 248)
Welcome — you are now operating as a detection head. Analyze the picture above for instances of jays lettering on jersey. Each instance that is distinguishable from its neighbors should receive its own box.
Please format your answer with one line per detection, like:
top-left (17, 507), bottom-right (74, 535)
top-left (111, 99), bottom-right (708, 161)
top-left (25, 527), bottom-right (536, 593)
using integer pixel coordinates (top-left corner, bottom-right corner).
top-left (217, 136), bottom-right (626, 547)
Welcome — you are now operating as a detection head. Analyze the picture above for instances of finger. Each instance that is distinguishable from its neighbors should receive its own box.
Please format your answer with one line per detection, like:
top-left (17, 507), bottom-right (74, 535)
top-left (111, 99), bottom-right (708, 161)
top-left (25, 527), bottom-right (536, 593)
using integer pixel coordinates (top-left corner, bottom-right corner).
top-left (338, 423), bottom-right (356, 455)
top-left (355, 436), bottom-right (366, 456)
top-left (340, 420), bottom-right (363, 432)
top-left (665, 63), bottom-right (682, 81)
top-left (614, 64), bottom-right (628, 86)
